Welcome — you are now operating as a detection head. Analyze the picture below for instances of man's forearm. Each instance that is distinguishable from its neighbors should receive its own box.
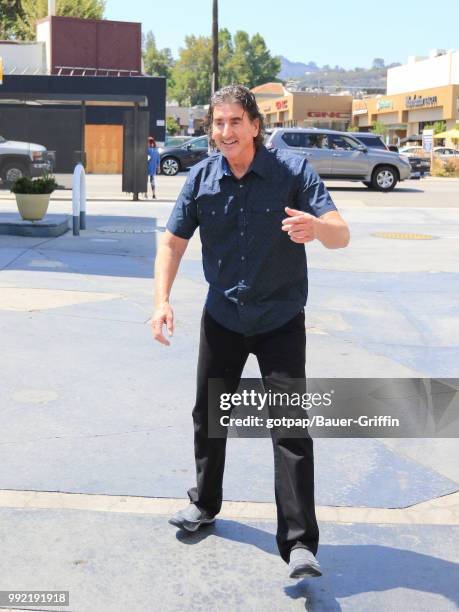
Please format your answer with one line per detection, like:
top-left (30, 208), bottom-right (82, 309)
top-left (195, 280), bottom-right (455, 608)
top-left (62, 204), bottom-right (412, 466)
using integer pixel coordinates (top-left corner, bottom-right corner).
top-left (154, 239), bottom-right (186, 307)
top-left (316, 215), bottom-right (350, 249)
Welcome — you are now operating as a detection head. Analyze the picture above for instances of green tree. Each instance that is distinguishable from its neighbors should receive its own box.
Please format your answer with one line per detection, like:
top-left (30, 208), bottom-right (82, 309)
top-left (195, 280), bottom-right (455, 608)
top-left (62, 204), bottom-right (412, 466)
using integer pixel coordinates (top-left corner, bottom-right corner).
top-left (143, 31), bottom-right (174, 80)
top-left (169, 29), bottom-right (280, 105)
top-left (166, 116), bottom-right (180, 135)
top-left (13, 0), bottom-right (105, 41)
top-left (246, 32), bottom-right (280, 87)
top-left (0, 0), bottom-right (25, 39)
top-left (372, 58), bottom-right (385, 70)
top-left (346, 125), bottom-right (359, 132)
top-left (371, 121), bottom-right (387, 136)
top-left (423, 121), bottom-right (446, 134)
top-left (169, 35), bottom-right (212, 105)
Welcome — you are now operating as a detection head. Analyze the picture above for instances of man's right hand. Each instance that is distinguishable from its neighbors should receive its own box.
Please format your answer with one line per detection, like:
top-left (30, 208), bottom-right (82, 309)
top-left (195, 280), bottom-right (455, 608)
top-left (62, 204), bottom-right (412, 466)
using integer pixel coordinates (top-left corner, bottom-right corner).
top-left (151, 302), bottom-right (174, 346)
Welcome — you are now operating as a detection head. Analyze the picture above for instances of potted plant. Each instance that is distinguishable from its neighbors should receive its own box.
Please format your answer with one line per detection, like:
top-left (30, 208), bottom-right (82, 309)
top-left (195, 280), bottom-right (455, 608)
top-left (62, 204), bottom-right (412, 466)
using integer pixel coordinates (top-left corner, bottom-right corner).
top-left (11, 173), bottom-right (58, 221)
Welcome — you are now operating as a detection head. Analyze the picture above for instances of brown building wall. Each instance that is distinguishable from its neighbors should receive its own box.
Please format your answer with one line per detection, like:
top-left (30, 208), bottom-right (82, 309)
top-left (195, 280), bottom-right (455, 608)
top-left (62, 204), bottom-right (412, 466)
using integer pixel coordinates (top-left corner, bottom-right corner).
top-left (37, 16), bottom-right (141, 74)
top-left (260, 93), bottom-right (352, 127)
top-left (352, 85), bottom-right (459, 132)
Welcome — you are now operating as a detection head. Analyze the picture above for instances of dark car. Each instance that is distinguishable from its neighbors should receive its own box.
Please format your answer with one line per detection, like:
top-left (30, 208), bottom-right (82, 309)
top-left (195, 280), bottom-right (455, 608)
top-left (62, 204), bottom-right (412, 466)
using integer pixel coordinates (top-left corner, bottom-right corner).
top-left (158, 135), bottom-right (209, 176)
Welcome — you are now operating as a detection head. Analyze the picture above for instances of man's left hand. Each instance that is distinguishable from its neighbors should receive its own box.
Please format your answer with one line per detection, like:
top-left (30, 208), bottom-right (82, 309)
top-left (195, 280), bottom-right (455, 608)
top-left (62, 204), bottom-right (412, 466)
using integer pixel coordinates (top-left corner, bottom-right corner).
top-left (281, 207), bottom-right (318, 243)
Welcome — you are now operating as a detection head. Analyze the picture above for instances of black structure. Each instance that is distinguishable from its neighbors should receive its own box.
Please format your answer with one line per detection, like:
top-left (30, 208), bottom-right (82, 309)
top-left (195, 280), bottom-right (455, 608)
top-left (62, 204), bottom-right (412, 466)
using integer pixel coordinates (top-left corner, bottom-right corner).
top-left (0, 74), bottom-right (165, 141)
top-left (0, 74), bottom-right (164, 195)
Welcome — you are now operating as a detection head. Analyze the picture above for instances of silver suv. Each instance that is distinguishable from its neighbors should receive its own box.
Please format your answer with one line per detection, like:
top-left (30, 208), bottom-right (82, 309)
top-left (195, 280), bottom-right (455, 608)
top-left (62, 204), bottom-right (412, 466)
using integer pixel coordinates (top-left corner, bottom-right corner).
top-left (265, 128), bottom-right (411, 192)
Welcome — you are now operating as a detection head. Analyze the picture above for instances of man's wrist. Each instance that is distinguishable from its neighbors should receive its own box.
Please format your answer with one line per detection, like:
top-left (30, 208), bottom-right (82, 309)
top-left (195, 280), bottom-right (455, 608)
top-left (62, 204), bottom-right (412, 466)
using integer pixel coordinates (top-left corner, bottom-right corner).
top-left (155, 298), bottom-right (170, 309)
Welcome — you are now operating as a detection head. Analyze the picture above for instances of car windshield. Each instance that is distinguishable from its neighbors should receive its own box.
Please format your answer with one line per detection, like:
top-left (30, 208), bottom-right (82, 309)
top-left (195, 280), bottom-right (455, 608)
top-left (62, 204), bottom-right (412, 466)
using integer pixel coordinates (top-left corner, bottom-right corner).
top-left (0, 135), bottom-right (5, 143)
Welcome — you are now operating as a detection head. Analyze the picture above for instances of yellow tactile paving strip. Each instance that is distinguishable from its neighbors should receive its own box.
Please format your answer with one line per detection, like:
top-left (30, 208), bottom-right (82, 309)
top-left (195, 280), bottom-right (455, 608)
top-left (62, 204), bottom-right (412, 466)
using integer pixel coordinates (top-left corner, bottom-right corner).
top-left (0, 489), bottom-right (457, 526)
top-left (0, 287), bottom-right (120, 312)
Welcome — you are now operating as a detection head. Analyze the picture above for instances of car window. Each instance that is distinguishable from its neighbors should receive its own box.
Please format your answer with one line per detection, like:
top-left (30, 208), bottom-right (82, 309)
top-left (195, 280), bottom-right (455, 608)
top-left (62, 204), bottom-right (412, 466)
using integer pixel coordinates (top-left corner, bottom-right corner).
top-left (327, 135), bottom-right (360, 151)
top-left (281, 132), bottom-right (309, 148)
top-left (188, 137), bottom-right (208, 149)
top-left (305, 133), bottom-right (328, 149)
top-left (355, 136), bottom-right (386, 149)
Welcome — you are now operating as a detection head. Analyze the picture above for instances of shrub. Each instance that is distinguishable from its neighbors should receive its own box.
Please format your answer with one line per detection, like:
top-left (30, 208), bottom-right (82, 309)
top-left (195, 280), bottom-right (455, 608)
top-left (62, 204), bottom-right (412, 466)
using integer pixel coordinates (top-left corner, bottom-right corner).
top-left (430, 157), bottom-right (459, 178)
top-left (11, 175), bottom-right (58, 194)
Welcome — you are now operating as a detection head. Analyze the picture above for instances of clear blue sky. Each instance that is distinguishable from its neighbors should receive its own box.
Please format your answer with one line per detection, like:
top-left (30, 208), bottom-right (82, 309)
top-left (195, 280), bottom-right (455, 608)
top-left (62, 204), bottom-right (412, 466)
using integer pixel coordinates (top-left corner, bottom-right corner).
top-left (105, 0), bottom-right (459, 70)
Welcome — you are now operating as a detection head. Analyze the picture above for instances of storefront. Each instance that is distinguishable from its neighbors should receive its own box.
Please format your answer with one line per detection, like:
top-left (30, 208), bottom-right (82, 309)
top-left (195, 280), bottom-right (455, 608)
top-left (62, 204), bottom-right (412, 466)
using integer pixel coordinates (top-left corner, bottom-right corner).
top-left (352, 85), bottom-right (459, 143)
top-left (256, 89), bottom-right (353, 131)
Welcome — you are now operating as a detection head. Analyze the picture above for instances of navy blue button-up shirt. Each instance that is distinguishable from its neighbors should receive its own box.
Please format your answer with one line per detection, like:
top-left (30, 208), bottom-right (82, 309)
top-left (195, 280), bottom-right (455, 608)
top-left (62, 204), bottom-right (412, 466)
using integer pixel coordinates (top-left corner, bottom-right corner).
top-left (166, 145), bottom-right (337, 336)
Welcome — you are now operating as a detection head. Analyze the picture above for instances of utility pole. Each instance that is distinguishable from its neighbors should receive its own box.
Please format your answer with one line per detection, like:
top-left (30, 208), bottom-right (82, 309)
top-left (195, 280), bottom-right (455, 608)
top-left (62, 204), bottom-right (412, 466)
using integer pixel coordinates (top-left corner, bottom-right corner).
top-left (211, 0), bottom-right (218, 94)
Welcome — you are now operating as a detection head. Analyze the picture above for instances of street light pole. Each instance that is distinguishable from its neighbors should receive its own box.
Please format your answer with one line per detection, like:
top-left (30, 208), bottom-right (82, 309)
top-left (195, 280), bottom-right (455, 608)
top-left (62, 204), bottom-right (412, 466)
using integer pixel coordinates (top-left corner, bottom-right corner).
top-left (211, 0), bottom-right (218, 94)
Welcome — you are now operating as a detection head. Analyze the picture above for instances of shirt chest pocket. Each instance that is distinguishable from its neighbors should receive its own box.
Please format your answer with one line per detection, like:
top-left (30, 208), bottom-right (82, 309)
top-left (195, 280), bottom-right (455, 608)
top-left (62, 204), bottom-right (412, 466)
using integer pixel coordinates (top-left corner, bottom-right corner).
top-left (198, 195), bottom-right (237, 225)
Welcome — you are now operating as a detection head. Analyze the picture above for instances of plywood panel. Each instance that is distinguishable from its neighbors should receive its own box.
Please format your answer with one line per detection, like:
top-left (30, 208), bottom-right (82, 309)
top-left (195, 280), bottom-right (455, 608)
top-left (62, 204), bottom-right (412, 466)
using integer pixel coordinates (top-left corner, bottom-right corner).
top-left (85, 124), bottom-right (123, 174)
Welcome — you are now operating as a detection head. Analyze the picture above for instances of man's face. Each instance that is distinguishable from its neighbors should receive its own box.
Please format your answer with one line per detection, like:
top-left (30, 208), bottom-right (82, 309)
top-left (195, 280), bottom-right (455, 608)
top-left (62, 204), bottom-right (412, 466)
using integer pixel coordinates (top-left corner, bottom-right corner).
top-left (211, 102), bottom-right (260, 162)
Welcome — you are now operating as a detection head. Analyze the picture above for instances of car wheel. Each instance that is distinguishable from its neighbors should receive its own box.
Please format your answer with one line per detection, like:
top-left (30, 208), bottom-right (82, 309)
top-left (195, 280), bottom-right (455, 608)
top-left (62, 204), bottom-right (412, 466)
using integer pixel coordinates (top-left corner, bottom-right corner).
top-left (371, 165), bottom-right (398, 192)
top-left (160, 157), bottom-right (180, 176)
top-left (1, 161), bottom-right (29, 184)
top-left (362, 181), bottom-right (373, 188)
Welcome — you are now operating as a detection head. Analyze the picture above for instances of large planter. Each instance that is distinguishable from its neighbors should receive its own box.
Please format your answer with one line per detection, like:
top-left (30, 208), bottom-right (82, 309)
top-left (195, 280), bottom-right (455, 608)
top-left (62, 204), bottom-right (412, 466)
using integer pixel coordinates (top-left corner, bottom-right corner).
top-left (15, 193), bottom-right (51, 221)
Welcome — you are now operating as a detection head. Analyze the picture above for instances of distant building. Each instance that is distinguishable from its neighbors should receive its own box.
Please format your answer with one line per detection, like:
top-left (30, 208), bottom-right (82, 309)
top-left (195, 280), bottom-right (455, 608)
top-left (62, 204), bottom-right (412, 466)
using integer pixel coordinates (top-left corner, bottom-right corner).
top-left (166, 105), bottom-right (207, 136)
top-left (252, 84), bottom-right (352, 131)
top-left (352, 50), bottom-right (459, 141)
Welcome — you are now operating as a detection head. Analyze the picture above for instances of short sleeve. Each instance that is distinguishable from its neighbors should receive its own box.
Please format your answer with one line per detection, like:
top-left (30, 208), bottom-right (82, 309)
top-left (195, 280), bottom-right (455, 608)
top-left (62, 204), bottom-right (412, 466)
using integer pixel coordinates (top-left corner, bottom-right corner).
top-left (166, 172), bottom-right (199, 239)
top-left (296, 162), bottom-right (337, 218)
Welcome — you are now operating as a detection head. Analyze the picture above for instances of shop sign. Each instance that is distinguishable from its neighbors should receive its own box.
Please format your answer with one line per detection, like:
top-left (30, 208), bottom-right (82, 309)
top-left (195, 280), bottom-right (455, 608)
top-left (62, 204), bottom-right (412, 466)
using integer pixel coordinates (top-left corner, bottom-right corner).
top-left (275, 99), bottom-right (288, 110)
top-left (422, 129), bottom-right (434, 153)
top-left (405, 95), bottom-right (438, 109)
top-left (353, 108), bottom-right (368, 115)
top-left (307, 111), bottom-right (350, 119)
top-left (376, 99), bottom-right (393, 111)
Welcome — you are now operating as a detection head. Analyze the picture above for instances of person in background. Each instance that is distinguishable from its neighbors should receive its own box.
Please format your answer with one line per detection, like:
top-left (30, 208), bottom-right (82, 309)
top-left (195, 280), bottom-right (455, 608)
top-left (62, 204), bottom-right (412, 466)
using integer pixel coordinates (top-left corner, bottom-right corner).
top-left (147, 136), bottom-right (160, 199)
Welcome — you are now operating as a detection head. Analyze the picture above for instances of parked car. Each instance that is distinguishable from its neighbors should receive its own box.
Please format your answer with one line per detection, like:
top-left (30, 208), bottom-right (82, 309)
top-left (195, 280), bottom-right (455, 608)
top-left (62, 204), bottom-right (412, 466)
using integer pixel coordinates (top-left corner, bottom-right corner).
top-left (433, 146), bottom-right (459, 160)
top-left (0, 135), bottom-right (51, 185)
top-left (399, 146), bottom-right (431, 176)
top-left (164, 135), bottom-right (193, 147)
top-left (265, 128), bottom-right (411, 191)
top-left (158, 135), bottom-right (209, 175)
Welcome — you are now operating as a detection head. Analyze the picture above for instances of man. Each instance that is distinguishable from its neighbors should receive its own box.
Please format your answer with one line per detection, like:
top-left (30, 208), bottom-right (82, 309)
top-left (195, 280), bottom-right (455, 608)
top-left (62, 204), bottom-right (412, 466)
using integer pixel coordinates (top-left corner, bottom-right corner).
top-left (152, 85), bottom-right (350, 579)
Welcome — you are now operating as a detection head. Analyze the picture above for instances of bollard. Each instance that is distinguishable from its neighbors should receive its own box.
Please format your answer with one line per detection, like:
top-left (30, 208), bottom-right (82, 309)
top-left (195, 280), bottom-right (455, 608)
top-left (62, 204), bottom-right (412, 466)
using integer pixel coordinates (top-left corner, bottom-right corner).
top-left (72, 162), bottom-right (86, 236)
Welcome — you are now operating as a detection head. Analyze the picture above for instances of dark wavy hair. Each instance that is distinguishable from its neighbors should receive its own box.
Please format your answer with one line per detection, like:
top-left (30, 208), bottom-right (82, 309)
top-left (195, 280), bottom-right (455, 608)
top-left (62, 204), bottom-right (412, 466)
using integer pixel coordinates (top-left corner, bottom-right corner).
top-left (205, 84), bottom-right (265, 149)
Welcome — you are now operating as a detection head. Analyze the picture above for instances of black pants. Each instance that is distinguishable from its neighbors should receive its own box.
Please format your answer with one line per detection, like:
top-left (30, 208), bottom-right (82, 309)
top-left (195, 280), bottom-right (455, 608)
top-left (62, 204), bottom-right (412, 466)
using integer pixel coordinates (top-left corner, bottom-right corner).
top-left (187, 308), bottom-right (319, 563)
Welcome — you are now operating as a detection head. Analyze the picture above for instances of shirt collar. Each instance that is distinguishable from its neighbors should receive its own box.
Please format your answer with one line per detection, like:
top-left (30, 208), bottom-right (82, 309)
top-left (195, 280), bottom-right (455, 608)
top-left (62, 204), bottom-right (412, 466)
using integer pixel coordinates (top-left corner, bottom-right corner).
top-left (216, 145), bottom-right (271, 180)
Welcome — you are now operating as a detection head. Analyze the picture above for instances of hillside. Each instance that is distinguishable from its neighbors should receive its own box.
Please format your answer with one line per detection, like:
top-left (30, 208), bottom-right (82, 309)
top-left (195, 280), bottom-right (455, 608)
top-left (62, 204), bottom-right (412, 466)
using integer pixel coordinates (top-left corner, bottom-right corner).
top-left (278, 57), bottom-right (401, 92)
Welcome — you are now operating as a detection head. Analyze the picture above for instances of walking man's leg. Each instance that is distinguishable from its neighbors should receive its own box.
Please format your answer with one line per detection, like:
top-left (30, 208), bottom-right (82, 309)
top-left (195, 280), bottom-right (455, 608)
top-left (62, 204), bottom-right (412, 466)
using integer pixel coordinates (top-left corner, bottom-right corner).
top-left (253, 311), bottom-right (320, 575)
top-left (170, 310), bottom-right (248, 530)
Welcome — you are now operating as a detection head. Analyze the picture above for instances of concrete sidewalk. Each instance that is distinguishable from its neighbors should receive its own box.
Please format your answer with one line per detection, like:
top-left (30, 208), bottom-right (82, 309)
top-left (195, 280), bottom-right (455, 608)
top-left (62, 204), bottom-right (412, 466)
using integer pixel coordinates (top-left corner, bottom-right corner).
top-left (0, 182), bottom-right (458, 610)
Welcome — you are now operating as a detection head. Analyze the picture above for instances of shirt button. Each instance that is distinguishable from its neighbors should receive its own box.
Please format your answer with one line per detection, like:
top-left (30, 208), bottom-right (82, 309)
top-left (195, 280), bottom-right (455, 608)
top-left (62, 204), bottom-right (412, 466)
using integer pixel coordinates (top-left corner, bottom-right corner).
top-left (266, 208), bottom-right (270, 212)
top-left (239, 184), bottom-right (243, 189)
top-left (212, 210), bottom-right (216, 215)
top-left (240, 231), bottom-right (244, 236)
top-left (241, 256), bottom-right (245, 261)
top-left (240, 208), bottom-right (243, 212)
top-left (240, 300), bottom-right (245, 306)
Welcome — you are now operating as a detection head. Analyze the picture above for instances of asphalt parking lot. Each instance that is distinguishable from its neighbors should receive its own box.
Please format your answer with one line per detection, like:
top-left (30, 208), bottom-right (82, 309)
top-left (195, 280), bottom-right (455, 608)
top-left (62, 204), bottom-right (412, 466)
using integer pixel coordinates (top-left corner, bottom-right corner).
top-left (0, 173), bottom-right (458, 611)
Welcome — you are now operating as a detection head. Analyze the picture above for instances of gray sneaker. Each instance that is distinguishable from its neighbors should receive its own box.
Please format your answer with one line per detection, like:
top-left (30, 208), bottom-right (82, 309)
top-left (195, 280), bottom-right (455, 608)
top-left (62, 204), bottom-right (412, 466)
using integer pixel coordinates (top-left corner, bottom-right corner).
top-left (288, 547), bottom-right (322, 579)
top-left (168, 504), bottom-right (216, 532)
